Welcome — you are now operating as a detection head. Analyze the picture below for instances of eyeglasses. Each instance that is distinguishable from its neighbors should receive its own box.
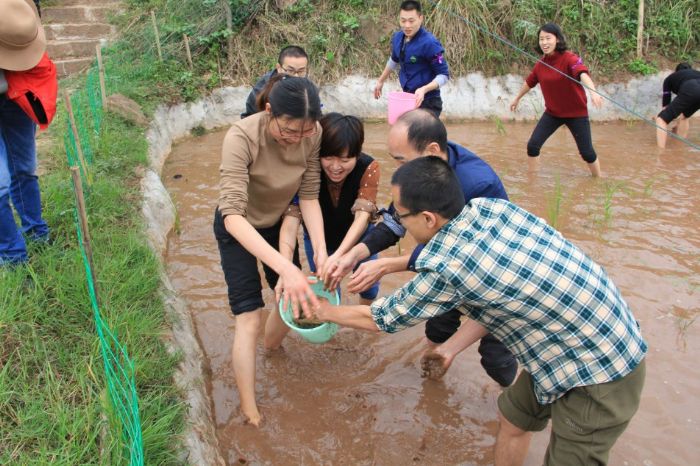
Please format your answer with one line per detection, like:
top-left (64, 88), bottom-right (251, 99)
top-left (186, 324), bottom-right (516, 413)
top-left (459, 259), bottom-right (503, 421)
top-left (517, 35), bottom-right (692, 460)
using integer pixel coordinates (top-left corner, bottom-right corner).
top-left (279, 66), bottom-right (308, 77)
top-left (391, 207), bottom-right (418, 224)
top-left (273, 116), bottom-right (318, 139)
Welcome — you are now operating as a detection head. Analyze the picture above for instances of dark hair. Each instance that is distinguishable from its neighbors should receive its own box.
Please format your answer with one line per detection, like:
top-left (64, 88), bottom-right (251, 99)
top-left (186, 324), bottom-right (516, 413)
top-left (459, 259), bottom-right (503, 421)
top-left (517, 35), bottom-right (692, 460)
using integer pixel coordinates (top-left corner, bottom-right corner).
top-left (537, 23), bottom-right (568, 53)
top-left (400, 1), bottom-right (421, 13)
top-left (675, 62), bottom-right (692, 72)
top-left (391, 156), bottom-right (464, 219)
top-left (278, 45), bottom-right (308, 65)
top-left (320, 113), bottom-right (364, 158)
top-left (395, 109), bottom-right (448, 153)
top-left (255, 74), bottom-right (322, 121)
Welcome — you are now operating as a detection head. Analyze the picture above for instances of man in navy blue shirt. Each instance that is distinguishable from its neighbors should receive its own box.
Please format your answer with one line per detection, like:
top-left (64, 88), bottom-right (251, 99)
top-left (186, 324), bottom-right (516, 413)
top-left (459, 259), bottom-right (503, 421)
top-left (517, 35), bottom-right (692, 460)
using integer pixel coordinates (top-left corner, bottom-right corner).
top-left (323, 109), bottom-right (518, 387)
top-left (374, 1), bottom-right (449, 117)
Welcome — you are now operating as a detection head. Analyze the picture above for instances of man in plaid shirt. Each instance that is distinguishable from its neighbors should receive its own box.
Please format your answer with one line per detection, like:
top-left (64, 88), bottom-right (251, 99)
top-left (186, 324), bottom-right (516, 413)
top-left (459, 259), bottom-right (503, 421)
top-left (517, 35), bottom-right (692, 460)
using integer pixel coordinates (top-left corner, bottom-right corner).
top-left (312, 157), bottom-right (647, 465)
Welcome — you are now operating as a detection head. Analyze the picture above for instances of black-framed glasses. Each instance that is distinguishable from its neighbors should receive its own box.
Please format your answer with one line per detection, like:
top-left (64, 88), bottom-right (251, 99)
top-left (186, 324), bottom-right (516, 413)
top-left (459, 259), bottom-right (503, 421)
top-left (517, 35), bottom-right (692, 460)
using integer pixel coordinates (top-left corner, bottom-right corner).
top-left (273, 116), bottom-right (318, 139)
top-left (279, 65), bottom-right (308, 77)
top-left (391, 207), bottom-right (418, 224)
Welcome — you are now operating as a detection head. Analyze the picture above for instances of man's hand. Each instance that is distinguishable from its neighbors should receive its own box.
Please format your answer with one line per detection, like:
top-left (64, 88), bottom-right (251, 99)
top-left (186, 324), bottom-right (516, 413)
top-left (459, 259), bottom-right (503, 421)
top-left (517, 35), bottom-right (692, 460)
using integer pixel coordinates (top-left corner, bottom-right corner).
top-left (347, 259), bottom-right (387, 293)
top-left (309, 296), bottom-right (335, 322)
top-left (420, 346), bottom-right (454, 380)
top-left (414, 87), bottom-right (426, 107)
top-left (374, 80), bottom-right (384, 100)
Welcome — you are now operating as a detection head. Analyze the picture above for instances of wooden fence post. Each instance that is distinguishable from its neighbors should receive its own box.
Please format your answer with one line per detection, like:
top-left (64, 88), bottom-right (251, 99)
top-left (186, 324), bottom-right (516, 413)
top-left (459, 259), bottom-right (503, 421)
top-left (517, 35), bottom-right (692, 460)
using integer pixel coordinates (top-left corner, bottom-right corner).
top-left (95, 44), bottom-right (107, 108)
top-left (183, 34), bottom-right (193, 70)
top-left (150, 10), bottom-right (163, 61)
top-left (636, 0), bottom-right (645, 58)
top-left (63, 89), bottom-right (91, 184)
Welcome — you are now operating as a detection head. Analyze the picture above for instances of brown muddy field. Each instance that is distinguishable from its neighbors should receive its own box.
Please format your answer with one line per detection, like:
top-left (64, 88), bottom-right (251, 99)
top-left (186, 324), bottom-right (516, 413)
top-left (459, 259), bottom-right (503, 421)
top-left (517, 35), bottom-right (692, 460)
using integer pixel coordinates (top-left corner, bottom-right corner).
top-left (163, 121), bottom-right (699, 465)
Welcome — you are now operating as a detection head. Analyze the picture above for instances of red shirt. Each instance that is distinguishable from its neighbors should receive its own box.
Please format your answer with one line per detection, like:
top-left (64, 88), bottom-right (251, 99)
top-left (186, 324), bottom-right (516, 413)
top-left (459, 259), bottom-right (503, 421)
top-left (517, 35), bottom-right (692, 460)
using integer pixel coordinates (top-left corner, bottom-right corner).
top-left (526, 51), bottom-right (590, 118)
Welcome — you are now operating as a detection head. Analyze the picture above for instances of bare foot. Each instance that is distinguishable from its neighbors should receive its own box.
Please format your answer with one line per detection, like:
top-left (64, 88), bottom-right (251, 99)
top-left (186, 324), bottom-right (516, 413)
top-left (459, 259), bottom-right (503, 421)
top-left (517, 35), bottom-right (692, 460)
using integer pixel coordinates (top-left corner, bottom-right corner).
top-left (420, 351), bottom-right (448, 380)
top-left (243, 410), bottom-right (262, 427)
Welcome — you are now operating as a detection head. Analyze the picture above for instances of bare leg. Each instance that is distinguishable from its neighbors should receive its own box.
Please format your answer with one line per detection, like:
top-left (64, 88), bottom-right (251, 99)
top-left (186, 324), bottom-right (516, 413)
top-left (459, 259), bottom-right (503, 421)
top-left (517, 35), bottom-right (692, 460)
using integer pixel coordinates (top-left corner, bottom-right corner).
top-left (656, 116), bottom-right (669, 149)
top-left (264, 307), bottom-right (291, 350)
top-left (587, 158), bottom-right (602, 177)
top-left (494, 410), bottom-right (533, 466)
top-left (676, 115), bottom-right (690, 139)
top-left (527, 156), bottom-right (540, 174)
top-left (233, 310), bottom-right (263, 426)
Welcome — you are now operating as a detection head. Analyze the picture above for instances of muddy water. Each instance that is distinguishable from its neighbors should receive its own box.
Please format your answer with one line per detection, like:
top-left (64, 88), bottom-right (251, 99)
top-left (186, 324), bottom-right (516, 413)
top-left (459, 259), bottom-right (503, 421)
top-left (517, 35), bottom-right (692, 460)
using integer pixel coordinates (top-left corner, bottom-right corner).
top-left (163, 121), bottom-right (699, 465)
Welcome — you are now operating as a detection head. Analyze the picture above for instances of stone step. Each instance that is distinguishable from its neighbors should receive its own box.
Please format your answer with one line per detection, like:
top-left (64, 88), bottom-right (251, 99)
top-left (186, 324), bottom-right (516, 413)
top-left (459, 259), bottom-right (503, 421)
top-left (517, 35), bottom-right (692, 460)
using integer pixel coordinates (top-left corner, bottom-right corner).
top-left (54, 57), bottom-right (95, 77)
top-left (42, 5), bottom-right (119, 24)
top-left (45, 23), bottom-right (115, 41)
top-left (47, 39), bottom-right (103, 60)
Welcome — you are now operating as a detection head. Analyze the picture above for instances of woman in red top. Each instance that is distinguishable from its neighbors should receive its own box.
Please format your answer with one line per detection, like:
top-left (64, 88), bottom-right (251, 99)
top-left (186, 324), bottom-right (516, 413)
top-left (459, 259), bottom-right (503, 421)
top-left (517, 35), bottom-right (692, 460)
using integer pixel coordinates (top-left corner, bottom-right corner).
top-left (510, 23), bottom-right (603, 177)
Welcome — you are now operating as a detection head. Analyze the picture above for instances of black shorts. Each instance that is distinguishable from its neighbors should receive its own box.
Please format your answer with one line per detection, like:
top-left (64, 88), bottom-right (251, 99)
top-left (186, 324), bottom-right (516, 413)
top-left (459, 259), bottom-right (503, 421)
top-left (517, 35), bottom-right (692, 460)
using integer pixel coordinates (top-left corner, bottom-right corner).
top-left (213, 208), bottom-right (300, 315)
top-left (419, 96), bottom-right (443, 118)
top-left (658, 79), bottom-right (700, 123)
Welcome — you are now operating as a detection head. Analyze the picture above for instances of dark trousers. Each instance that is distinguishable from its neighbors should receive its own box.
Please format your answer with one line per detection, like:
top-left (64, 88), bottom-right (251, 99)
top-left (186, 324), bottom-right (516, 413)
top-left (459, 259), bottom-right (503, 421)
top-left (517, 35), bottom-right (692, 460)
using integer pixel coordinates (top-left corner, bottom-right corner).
top-left (425, 309), bottom-right (518, 387)
top-left (419, 96), bottom-right (443, 118)
top-left (527, 112), bottom-right (597, 163)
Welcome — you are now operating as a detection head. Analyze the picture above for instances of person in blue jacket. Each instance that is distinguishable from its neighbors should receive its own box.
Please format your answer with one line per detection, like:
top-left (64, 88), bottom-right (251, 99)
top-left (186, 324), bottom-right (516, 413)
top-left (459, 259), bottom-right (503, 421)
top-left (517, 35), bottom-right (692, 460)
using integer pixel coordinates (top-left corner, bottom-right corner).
top-left (373, 1), bottom-right (449, 117)
top-left (323, 109), bottom-right (518, 387)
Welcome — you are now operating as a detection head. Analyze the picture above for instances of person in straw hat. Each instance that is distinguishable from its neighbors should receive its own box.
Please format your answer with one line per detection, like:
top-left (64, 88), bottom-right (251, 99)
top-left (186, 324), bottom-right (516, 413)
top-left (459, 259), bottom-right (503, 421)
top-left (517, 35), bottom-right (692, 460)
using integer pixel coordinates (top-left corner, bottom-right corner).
top-left (0, 0), bottom-right (57, 267)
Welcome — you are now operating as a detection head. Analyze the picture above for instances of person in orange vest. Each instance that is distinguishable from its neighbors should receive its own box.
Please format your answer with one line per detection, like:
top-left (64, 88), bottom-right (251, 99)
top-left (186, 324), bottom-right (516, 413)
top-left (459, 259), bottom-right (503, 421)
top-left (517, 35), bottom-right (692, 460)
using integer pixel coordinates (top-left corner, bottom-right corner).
top-left (0, 0), bottom-right (58, 267)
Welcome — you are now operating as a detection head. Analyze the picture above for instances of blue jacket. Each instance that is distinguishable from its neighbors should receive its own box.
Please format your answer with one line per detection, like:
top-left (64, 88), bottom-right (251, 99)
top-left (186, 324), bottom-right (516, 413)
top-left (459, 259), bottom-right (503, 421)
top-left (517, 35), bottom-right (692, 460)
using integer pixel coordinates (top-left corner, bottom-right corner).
top-left (361, 141), bottom-right (508, 267)
top-left (391, 27), bottom-right (449, 100)
top-left (406, 142), bottom-right (508, 269)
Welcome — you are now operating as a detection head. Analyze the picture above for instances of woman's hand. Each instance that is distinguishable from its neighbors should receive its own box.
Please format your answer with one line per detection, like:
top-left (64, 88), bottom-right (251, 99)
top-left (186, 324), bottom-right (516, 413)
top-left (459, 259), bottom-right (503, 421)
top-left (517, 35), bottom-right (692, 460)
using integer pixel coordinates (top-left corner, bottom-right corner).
top-left (279, 264), bottom-right (319, 319)
top-left (319, 251), bottom-right (342, 289)
top-left (313, 248), bottom-right (328, 280)
top-left (510, 98), bottom-right (520, 112)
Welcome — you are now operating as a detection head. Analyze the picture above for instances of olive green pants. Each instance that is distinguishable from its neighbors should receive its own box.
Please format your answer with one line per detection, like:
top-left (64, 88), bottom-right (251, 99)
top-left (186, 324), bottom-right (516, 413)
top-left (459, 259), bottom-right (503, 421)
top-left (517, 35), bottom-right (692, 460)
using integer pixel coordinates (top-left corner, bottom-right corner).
top-left (497, 359), bottom-right (646, 466)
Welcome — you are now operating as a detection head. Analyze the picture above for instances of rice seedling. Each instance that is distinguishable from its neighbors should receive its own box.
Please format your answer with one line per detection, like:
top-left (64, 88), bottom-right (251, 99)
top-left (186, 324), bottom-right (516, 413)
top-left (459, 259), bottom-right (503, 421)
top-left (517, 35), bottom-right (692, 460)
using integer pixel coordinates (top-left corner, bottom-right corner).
top-left (546, 176), bottom-right (564, 229)
top-left (492, 115), bottom-right (507, 135)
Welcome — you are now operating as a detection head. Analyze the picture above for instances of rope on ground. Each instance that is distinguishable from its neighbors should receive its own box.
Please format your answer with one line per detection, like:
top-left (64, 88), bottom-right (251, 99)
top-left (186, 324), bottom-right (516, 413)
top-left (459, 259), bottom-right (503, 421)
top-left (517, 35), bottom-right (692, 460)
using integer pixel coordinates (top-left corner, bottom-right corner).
top-left (425, 0), bottom-right (700, 151)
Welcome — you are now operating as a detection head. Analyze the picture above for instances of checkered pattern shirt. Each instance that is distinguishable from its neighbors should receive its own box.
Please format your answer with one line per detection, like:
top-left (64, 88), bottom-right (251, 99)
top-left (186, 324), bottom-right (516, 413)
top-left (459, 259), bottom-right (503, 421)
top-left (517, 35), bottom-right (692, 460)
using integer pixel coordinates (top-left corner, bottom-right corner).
top-left (371, 198), bottom-right (647, 404)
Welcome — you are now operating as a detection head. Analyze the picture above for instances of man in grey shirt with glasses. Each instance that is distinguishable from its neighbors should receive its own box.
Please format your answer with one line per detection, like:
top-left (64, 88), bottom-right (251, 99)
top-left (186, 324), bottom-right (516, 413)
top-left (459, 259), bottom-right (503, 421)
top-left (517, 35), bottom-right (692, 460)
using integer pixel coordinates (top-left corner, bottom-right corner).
top-left (241, 45), bottom-right (309, 119)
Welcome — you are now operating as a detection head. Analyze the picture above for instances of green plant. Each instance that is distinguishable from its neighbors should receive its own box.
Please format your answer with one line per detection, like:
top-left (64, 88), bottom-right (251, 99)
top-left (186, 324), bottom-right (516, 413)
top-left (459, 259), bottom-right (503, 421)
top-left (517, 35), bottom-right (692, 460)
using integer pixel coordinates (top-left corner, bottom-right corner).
top-left (546, 176), bottom-right (565, 228)
top-left (627, 58), bottom-right (658, 75)
top-left (492, 115), bottom-right (507, 136)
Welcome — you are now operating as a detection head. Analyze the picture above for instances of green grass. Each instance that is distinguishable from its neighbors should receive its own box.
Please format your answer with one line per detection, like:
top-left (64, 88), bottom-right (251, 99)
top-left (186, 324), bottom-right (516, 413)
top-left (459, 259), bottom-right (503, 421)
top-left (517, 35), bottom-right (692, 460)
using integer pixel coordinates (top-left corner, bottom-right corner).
top-left (105, 0), bottom-right (699, 107)
top-left (0, 114), bottom-right (184, 464)
top-left (545, 176), bottom-right (565, 228)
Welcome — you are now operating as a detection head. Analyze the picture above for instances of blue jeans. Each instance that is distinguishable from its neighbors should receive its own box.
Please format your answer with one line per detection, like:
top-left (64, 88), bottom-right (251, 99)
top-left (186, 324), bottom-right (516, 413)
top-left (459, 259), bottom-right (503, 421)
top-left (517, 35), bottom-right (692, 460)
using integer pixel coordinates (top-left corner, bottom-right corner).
top-left (303, 225), bottom-right (380, 300)
top-left (0, 96), bottom-right (49, 265)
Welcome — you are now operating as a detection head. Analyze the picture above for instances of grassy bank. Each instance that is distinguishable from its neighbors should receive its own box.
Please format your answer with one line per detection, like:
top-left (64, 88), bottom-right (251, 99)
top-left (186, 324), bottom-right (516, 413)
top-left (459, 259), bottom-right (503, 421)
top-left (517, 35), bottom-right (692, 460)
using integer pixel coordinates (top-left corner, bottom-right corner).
top-left (114, 0), bottom-right (698, 105)
top-left (0, 113), bottom-right (183, 462)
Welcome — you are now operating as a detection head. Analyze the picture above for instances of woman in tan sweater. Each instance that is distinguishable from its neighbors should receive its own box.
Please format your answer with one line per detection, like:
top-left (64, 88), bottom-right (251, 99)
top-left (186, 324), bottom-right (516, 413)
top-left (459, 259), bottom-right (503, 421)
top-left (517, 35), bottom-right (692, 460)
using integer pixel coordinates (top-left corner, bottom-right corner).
top-left (213, 75), bottom-right (326, 426)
